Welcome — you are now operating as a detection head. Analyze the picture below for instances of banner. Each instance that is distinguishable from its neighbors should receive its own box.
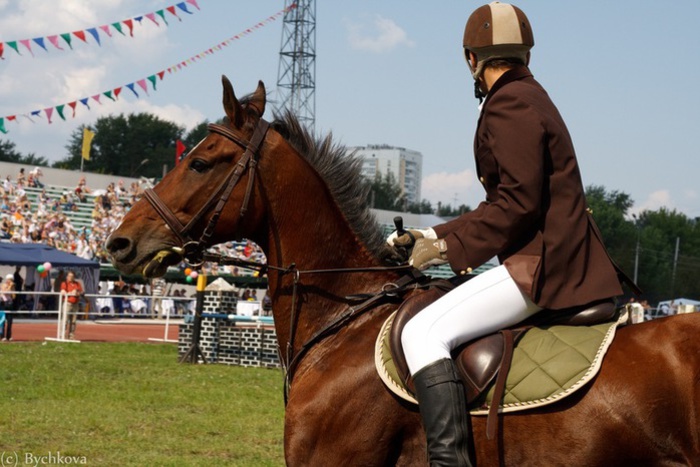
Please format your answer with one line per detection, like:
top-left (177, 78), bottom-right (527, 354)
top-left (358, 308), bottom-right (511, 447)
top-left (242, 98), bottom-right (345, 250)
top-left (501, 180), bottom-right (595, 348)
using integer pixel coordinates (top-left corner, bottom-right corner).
top-left (175, 140), bottom-right (186, 165)
top-left (82, 128), bottom-right (95, 160)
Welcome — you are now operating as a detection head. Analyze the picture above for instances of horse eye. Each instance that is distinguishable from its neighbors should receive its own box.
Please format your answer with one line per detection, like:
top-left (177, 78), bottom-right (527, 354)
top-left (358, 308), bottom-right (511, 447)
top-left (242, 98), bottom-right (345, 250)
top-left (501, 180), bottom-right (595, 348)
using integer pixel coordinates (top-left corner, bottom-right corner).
top-left (189, 159), bottom-right (211, 173)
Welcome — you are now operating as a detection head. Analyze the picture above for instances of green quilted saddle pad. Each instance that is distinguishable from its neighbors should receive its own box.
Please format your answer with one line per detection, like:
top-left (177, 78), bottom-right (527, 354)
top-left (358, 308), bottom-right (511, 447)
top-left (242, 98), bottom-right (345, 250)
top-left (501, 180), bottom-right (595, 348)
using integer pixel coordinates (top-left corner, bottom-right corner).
top-left (375, 310), bottom-right (625, 413)
top-left (473, 316), bottom-right (622, 414)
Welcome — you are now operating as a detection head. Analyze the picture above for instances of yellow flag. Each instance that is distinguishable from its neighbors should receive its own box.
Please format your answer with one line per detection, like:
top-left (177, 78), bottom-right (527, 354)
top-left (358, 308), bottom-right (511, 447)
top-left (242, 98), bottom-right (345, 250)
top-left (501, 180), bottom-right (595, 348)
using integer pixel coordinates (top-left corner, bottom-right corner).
top-left (82, 128), bottom-right (95, 161)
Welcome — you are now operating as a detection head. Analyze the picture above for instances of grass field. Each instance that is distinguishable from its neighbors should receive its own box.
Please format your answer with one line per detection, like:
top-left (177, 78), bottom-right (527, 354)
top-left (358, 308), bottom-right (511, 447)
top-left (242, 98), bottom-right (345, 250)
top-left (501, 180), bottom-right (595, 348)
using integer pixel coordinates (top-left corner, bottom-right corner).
top-left (0, 342), bottom-right (286, 466)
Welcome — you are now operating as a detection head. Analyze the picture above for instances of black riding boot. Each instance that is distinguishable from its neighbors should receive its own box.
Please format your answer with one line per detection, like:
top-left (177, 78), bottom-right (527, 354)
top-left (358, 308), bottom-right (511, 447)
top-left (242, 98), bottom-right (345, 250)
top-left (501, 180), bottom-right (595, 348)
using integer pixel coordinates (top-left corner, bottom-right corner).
top-left (413, 358), bottom-right (472, 466)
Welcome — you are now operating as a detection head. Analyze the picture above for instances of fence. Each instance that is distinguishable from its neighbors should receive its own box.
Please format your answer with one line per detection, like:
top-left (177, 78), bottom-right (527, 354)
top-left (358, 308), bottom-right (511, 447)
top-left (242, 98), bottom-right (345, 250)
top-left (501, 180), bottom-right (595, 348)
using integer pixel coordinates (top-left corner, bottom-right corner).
top-left (0, 289), bottom-right (196, 343)
top-left (178, 316), bottom-right (279, 367)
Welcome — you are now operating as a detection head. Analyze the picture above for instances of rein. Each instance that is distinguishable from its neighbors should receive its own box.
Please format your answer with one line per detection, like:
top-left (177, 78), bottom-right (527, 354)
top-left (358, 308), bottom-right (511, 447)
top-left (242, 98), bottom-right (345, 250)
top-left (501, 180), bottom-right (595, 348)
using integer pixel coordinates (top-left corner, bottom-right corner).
top-left (204, 248), bottom-right (419, 403)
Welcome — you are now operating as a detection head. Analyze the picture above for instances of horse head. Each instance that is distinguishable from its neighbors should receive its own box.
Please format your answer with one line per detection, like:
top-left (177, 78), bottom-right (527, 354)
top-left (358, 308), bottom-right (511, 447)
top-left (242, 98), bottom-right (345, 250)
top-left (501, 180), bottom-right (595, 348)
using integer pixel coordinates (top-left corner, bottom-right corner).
top-left (107, 76), bottom-right (272, 277)
top-left (108, 76), bottom-right (396, 280)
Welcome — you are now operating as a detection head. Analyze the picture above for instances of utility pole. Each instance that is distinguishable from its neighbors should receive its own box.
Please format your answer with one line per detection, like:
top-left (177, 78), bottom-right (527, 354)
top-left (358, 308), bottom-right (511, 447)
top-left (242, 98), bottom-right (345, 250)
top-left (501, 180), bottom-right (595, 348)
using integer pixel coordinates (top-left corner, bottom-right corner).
top-left (632, 214), bottom-right (640, 284)
top-left (671, 236), bottom-right (680, 296)
top-left (276, 0), bottom-right (316, 129)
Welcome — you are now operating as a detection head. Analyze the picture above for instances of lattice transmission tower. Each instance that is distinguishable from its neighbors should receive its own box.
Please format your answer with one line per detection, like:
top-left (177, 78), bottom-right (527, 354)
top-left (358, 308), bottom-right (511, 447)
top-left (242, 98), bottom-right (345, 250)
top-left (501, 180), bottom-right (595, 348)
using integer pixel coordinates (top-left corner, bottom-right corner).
top-left (276, 0), bottom-right (316, 129)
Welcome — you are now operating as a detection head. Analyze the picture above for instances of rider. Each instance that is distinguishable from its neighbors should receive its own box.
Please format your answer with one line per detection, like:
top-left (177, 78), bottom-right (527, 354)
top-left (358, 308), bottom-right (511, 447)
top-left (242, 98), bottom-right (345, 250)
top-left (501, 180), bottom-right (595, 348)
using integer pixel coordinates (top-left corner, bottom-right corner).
top-left (388, 2), bottom-right (629, 465)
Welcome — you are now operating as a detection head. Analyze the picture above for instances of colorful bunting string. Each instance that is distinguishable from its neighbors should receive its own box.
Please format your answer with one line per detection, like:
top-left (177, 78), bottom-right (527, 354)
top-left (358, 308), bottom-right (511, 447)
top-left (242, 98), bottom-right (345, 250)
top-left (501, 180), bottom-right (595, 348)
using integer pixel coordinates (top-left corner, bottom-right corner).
top-left (0, 4), bottom-right (296, 134)
top-left (0, 0), bottom-right (201, 60)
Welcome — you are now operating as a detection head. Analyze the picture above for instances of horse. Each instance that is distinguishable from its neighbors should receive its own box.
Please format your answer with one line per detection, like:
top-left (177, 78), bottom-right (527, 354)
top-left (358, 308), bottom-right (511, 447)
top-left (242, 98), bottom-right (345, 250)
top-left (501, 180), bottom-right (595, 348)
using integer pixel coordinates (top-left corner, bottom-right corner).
top-left (107, 76), bottom-right (700, 466)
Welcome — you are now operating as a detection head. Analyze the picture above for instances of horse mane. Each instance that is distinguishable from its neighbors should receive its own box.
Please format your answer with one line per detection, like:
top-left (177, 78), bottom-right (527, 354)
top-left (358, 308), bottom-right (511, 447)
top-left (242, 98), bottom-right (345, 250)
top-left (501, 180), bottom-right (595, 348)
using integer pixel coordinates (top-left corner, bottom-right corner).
top-left (266, 110), bottom-right (397, 265)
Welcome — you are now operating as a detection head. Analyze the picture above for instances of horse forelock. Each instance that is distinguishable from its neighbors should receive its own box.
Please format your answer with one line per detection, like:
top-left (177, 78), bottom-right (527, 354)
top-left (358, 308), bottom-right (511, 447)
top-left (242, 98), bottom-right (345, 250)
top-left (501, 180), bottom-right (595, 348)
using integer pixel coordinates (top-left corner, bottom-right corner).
top-left (266, 110), bottom-right (396, 265)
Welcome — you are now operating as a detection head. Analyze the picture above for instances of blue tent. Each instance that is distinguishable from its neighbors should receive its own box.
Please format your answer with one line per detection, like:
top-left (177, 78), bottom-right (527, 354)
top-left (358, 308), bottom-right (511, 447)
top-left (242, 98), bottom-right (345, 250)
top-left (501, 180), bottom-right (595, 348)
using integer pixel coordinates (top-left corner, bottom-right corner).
top-left (0, 243), bottom-right (100, 312)
top-left (0, 243), bottom-right (99, 268)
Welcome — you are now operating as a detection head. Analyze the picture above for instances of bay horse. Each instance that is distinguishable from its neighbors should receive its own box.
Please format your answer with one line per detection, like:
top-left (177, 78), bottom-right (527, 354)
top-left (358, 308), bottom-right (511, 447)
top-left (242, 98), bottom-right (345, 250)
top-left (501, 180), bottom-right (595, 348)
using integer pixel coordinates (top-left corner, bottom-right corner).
top-left (107, 77), bottom-right (700, 466)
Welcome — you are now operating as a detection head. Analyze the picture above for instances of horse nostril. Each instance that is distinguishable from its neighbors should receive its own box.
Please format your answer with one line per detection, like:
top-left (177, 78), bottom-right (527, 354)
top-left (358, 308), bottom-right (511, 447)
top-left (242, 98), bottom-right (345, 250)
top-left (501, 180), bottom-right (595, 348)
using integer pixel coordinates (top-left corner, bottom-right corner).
top-left (107, 236), bottom-right (133, 261)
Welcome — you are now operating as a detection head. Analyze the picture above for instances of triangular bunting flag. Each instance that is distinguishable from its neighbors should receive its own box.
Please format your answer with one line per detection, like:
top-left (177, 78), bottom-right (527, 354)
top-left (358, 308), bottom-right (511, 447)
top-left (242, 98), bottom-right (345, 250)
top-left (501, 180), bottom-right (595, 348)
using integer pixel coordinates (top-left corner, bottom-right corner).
top-left (79, 97), bottom-right (90, 109)
top-left (7, 41), bottom-right (21, 55)
top-left (186, 0), bottom-right (201, 10)
top-left (68, 102), bottom-right (77, 117)
top-left (44, 108), bottom-right (54, 124)
top-left (100, 25), bottom-right (113, 37)
top-left (0, 43), bottom-right (4, 59)
top-left (126, 83), bottom-right (139, 98)
top-left (176, 2), bottom-right (193, 14)
top-left (145, 12), bottom-right (159, 26)
top-left (147, 75), bottom-right (157, 90)
top-left (136, 79), bottom-right (149, 94)
top-left (73, 30), bottom-right (87, 43)
top-left (0, 118), bottom-right (7, 134)
top-left (103, 90), bottom-right (115, 101)
top-left (30, 110), bottom-right (42, 118)
top-left (123, 19), bottom-right (134, 36)
top-left (6, 116), bottom-right (16, 122)
top-left (112, 22), bottom-right (125, 36)
top-left (134, 16), bottom-right (143, 24)
top-left (56, 104), bottom-right (67, 121)
top-left (32, 37), bottom-right (48, 51)
top-left (92, 94), bottom-right (102, 104)
top-left (47, 35), bottom-right (64, 50)
top-left (60, 33), bottom-right (73, 49)
top-left (19, 39), bottom-right (34, 56)
top-left (166, 6), bottom-right (181, 21)
top-left (114, 87), bottom-right (122, 100)
top-left (156, 9), bottom-right (169, 25)
top-left (157, 70), bottom-right (165, 80)
top-left (86, 28), bottom-right (101, 45)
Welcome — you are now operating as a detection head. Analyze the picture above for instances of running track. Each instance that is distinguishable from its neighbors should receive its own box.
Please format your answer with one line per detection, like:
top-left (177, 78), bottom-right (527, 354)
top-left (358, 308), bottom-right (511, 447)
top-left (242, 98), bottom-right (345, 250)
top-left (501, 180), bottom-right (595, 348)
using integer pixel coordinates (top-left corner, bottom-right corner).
top-left (5, 319), bottom-right (180, 343)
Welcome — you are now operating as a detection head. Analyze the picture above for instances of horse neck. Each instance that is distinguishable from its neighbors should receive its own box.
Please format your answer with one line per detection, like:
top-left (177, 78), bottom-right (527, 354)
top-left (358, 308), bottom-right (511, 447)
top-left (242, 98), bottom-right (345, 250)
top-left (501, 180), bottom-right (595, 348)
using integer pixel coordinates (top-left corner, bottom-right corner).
top-left (259, 159), bottom-right (397, 355)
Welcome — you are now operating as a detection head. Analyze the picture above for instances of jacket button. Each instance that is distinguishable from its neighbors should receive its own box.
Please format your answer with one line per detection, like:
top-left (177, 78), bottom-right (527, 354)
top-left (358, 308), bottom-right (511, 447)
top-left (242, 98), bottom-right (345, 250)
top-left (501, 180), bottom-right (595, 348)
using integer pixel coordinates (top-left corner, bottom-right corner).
top-left (479, 176), bottom-right (485, 184)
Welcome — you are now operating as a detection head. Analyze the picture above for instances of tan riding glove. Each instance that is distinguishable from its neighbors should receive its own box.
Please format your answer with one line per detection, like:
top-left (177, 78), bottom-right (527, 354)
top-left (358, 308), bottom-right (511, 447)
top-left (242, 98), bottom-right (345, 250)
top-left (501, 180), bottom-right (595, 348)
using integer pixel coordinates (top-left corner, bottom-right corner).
top-left (410, 238), bottom-right (448, 270)
top-left (386, 227), bottom-right (437, 248)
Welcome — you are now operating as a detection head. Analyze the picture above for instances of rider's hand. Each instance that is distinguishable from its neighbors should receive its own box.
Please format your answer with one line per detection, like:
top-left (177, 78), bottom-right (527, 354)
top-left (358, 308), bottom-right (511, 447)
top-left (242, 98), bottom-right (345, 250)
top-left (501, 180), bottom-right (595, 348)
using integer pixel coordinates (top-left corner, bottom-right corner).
top-left (386, 227), bottom-right (437, 248)
top-left (409, 238), bottom-right (448, 270)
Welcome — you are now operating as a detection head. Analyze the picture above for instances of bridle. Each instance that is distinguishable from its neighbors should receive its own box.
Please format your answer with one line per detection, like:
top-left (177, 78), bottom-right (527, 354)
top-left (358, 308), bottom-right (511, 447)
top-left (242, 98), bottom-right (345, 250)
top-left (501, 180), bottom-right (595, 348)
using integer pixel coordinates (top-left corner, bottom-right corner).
top-left (143, 118), bottom-right (270, 266)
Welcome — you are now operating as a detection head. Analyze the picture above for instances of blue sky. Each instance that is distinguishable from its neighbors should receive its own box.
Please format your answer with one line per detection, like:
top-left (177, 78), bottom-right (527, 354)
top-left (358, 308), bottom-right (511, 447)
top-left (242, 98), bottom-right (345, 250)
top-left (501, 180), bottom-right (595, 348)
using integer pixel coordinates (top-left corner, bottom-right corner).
top-left (1, 1), bottom-right (699, 217)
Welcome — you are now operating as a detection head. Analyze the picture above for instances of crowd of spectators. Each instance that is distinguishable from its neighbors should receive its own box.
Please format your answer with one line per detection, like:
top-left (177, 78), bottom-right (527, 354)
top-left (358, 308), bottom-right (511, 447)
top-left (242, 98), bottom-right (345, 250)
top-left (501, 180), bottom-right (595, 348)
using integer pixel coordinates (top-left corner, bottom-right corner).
top-left (0, 166), bottom-right (267, 275)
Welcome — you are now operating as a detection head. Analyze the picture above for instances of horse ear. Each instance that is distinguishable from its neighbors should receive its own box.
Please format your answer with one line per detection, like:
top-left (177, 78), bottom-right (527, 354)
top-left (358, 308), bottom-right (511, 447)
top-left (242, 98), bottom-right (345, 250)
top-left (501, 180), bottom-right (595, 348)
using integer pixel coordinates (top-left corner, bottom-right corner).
top-left (247, 80), bottom-right (267, 118)
top-left (222, 75), bottom-right (244, 128)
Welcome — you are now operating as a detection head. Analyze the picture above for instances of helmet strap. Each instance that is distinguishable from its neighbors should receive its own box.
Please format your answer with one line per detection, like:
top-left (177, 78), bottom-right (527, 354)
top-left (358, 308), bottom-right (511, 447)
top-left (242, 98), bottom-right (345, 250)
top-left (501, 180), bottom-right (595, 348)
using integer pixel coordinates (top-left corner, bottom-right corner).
top-left (474, 80), bottom-right (485, 103)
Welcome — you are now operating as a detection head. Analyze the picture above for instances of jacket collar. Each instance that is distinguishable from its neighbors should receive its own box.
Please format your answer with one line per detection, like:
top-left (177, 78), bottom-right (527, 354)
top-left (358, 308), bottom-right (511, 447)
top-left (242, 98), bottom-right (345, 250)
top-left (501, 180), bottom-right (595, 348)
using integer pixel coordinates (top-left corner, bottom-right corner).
top-left (482, 65), bottom-right (532, 109)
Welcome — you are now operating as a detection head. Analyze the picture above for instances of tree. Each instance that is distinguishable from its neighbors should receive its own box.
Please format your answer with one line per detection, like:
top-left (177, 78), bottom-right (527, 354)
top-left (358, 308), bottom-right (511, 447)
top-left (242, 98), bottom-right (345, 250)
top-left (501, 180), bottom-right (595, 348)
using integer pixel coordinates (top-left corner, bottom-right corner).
top-left (635, 208), bottom-right (700, 303)
top-left (407, 199), bottom-right (434, 214)
top-left (182, 121), bottom-right (210, 154)
top-left (368, 172), bottom-right (406, 211)
top-left (585, 185), bottom-right (636, 275)
top-left (436, 202), bottom-right (471, 218)
top-left (0, 139), bottom-right (49, 166)
top-left (57, 113), bottom-right (185, 178)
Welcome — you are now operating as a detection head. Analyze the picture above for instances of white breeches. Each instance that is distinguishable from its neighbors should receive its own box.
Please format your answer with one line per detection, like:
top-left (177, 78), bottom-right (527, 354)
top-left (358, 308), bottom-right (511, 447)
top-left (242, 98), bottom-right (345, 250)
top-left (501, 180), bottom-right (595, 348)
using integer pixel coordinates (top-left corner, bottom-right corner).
top-left (401, 265), bottom-right (542, 375)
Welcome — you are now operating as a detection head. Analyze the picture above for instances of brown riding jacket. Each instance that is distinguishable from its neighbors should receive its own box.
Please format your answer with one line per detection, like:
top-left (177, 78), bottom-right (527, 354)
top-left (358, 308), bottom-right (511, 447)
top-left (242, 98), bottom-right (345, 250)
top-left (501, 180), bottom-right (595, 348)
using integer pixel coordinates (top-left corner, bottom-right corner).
top-left (433, 66), bottom-right (624, 310)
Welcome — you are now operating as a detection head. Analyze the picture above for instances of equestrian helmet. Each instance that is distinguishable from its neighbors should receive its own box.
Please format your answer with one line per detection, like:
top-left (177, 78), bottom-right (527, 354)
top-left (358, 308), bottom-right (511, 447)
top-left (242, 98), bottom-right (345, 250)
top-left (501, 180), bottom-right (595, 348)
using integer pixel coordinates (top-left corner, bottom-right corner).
top-left (463, 2), bottom-right (534, 80)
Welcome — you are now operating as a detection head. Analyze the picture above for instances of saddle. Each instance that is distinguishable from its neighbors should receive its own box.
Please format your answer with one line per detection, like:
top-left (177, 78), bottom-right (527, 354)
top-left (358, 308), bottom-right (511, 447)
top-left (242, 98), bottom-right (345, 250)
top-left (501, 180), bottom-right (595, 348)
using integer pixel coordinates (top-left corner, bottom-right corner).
top-left (386, 281), bottom-right (618, 436)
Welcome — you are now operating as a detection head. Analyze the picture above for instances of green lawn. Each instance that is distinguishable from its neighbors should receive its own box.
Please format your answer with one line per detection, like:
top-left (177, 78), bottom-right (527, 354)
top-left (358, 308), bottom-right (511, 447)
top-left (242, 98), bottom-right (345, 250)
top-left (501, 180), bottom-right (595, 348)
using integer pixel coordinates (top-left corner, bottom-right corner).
top-left (0, 342), bottom-right (285, 466)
